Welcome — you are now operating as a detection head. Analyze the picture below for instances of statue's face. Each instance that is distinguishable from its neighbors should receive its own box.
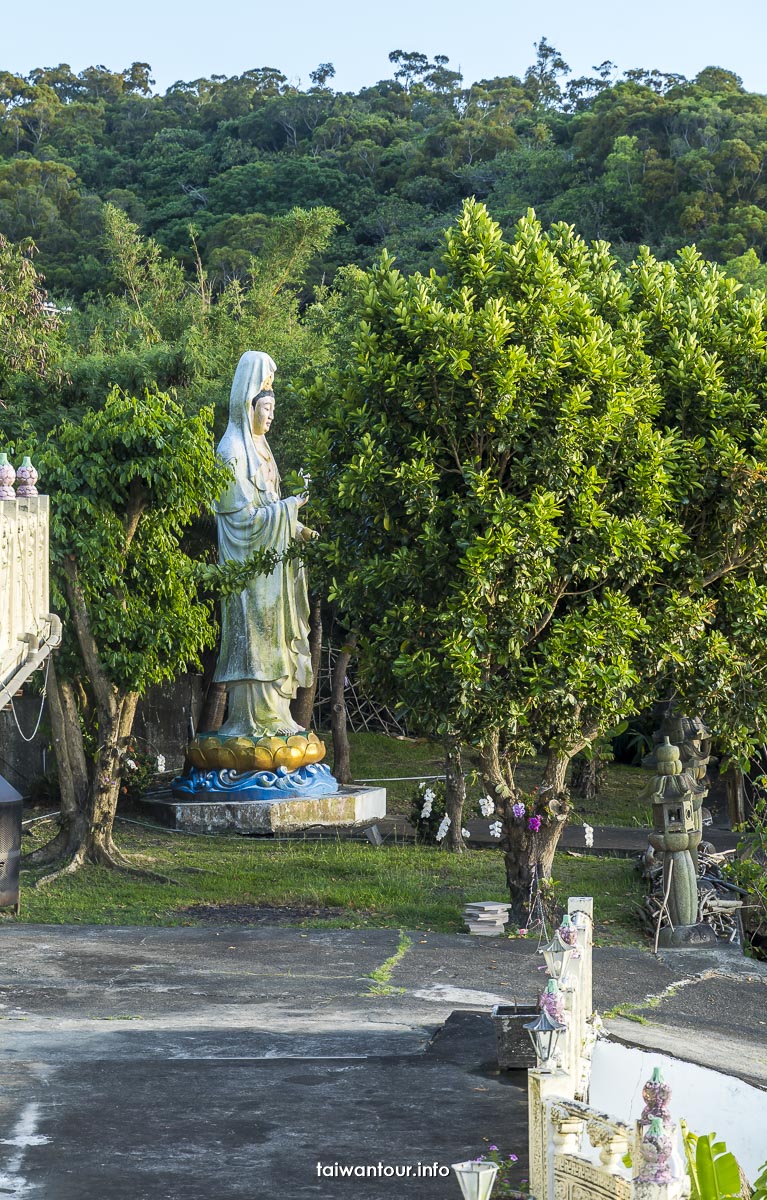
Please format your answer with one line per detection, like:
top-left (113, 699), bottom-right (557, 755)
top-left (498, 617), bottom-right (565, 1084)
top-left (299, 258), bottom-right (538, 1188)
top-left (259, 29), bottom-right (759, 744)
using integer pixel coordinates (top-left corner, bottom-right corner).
top-left (252, 392), bottom-right (275, 435)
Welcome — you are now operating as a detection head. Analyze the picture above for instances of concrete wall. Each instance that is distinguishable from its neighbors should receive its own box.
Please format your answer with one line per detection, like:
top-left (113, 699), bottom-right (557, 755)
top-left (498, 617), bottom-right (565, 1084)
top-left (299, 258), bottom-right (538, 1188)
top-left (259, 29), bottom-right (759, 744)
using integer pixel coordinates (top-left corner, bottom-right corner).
top-left (590, 1038), bottom-right (767, 1181)
top-left (0, 697), bottom-right (49, 795)
top-left (0, 674), bottom-right (203, 797)
top-left (130, 674), bottom-right (203, 773)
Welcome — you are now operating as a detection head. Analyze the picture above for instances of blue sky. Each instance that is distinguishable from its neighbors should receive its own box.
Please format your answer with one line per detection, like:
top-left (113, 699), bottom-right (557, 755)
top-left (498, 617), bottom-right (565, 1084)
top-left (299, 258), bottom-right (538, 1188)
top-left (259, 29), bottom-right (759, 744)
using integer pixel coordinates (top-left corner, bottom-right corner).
top-left (4, 0), bottom-right (765, 95)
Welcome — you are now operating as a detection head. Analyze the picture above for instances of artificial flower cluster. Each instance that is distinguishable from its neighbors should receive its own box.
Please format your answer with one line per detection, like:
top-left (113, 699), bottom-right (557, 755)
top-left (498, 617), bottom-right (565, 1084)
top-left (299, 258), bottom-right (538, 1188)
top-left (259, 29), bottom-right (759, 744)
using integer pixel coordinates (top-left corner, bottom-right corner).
top-left (539, 978), bottom-right (566, 1024)
top-left (511, 798), bottom-right (541, 832)
top-left (476, 1145), bottom-right (522, 1198)
top-left (508, 784), bottom-right (561, 833)
top-left (420, 785), bottom-right (436, 820)
top-left (435, 814), bottom-right (451, 842)
top-left (410, 780), bottom-right (479, 845)
top-left (119, 743), bottom-right (163, 802)
top-left (410, 778), bottom-right (564, 846)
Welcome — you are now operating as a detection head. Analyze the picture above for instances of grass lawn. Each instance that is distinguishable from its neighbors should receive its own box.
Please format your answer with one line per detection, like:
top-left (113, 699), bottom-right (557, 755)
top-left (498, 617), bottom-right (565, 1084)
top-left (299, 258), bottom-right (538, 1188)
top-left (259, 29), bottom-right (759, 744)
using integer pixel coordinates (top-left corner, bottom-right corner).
top-left (567, 761), bottom-right (651, 829)
top-left (13, 733), bottom-right (650, 947)
top-left (17, 820), bottom-right (646, 947)
top-left (332, 732), bottom-right (649, 827)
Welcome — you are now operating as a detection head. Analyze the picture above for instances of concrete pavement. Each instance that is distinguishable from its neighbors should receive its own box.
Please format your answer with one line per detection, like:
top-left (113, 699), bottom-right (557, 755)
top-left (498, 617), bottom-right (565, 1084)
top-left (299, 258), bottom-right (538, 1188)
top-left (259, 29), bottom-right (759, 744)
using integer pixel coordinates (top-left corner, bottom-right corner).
top-left (0, 925), bottom-right (765, 1198)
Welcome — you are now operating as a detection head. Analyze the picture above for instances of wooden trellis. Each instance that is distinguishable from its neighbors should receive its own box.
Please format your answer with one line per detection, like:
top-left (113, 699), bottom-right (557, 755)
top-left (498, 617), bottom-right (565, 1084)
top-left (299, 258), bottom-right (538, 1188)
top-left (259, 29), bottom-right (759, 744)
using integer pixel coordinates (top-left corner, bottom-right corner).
top-left (312, 642), bottom-right (408, 736)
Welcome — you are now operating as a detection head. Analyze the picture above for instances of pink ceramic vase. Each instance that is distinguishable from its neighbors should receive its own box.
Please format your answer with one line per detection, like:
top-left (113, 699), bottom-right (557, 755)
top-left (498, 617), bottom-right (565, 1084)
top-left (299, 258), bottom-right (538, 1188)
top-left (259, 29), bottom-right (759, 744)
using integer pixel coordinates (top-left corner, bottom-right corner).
top-left (641, 1067), bottom-right (672, 1122)
top-left (15, 456), bottom-right (38, 497)
top-left (0, 453), bottom-right (15, 499)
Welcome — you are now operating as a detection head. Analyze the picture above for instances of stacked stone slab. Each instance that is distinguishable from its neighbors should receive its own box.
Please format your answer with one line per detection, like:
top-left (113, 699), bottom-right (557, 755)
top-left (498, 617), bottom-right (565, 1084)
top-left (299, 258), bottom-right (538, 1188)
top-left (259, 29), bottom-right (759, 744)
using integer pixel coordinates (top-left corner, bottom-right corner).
top-left (463, 901), bottom-right (511, 936)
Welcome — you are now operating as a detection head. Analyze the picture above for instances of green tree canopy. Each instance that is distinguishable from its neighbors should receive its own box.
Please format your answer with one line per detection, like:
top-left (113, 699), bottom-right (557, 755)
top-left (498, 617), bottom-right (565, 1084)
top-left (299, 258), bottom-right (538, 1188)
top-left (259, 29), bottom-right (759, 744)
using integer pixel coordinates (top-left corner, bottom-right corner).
top-left (1, 48), bottom-right (766, 299)
top-left (2, 199), bottom-right (338, 876)
top-left (304, 200), bottom-right (767, 916)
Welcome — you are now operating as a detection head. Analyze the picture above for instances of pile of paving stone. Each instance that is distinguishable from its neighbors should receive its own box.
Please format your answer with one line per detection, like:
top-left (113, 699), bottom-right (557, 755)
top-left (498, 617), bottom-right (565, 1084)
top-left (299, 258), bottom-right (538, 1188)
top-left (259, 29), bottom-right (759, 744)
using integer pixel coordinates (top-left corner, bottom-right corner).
top-left (463, 900), bottom-right (511, 936)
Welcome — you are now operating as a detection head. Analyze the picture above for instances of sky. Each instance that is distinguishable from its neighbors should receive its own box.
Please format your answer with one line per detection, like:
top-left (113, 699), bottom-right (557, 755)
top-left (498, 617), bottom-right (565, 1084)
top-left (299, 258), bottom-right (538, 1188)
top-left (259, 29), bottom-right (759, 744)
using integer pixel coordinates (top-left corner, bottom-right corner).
top-left (3, 0), bottom-right (766, 96)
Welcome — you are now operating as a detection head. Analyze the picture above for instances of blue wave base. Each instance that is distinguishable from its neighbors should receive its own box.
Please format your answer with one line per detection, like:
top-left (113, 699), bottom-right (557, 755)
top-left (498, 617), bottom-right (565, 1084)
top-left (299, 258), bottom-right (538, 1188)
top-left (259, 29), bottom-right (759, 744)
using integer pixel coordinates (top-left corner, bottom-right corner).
top-left (171, 761), bottom-right (340, 802)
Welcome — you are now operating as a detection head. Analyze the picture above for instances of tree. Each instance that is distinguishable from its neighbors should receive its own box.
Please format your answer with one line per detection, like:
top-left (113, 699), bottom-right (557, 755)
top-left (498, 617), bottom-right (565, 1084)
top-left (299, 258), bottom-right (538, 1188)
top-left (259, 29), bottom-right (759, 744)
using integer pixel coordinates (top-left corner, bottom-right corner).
top-left (388, 50), bottom-right (433, 92)
top-left (624, 243), bottom-right (767, 774)
top-left (5, 200), bottom-right (339, 872)
top-left (309, 63), bottom-right (336, 90)
top-left (524, 38), bottom-right (570, 110)
top-left (0, 234), bottom-right (58, 400)
top-left (25, 389), bottom-right (230, 876)
top-left (724, 247), bottom-right (767, 293)
top-left (305, 200), bottom-right (767, 918)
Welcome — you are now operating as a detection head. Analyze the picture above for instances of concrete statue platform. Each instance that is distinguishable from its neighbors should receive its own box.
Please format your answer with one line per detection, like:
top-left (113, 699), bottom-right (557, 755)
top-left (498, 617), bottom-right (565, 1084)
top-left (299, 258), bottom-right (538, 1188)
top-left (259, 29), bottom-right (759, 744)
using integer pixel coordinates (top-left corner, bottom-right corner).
top-left (140, 784), bottom-right (387, 833)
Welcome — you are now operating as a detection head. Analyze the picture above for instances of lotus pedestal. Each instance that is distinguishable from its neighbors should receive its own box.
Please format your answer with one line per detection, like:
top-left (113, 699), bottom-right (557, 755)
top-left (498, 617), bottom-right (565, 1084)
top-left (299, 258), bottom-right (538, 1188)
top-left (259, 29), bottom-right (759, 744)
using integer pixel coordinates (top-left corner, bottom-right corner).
top-left (150, 731), bottom-right (386, 833)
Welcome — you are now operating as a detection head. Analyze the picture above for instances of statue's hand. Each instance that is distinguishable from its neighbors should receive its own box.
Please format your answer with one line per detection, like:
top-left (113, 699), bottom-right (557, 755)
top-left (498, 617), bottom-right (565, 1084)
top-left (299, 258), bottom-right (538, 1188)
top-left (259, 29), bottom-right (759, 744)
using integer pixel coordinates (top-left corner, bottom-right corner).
top-left (296, 492), bottom-right (309, 509)
top-left (300, 525), bottom-right (319, 542)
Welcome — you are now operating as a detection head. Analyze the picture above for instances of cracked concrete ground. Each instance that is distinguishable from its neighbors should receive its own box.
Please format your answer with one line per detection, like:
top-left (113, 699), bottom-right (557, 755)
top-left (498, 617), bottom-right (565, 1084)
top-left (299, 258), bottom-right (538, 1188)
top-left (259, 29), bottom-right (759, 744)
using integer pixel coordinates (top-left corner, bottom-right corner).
top-left (0, 925), bottom-right (765, 1198)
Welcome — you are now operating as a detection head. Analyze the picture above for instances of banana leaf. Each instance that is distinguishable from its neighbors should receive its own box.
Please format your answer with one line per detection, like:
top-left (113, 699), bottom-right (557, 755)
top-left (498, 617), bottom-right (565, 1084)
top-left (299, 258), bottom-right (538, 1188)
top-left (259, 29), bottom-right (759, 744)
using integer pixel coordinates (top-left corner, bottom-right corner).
top-left (681, 1123), bottom-right (745, 1200)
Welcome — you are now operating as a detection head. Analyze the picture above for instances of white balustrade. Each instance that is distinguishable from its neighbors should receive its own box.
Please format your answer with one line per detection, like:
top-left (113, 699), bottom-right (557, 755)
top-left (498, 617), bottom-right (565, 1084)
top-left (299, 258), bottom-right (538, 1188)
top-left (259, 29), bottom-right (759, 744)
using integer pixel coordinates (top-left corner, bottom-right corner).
top-left (526, 896), bottom-right (690, 1200)
top-left (0, 495), bottom-right (61, 708)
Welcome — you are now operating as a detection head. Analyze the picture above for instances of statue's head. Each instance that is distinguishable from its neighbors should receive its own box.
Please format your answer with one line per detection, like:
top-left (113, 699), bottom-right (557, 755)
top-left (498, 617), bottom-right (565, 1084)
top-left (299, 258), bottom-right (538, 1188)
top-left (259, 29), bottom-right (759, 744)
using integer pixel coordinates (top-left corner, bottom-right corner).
top-left (229, 351), bottom-right (277, 431)
top-left (252, 391), bottom-right (275, 436)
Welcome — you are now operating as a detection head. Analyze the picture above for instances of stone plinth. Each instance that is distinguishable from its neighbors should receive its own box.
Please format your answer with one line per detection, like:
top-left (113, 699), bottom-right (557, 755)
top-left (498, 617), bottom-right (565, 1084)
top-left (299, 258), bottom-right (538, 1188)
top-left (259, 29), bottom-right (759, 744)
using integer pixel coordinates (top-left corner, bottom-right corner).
top-left (140, 785), bottom-right (386, 834)
top-left (657, 922), bottom-right (717, 948)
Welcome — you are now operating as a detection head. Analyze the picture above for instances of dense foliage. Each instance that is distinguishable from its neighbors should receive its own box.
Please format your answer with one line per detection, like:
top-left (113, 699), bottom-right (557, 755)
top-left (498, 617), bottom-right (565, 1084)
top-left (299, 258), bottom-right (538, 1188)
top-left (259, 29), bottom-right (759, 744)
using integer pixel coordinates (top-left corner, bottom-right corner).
top-left (305, 199), bottom-right (767, 912)
top-left (307, 202), bottom-right (687, 756)
top-left (2, 45), bottom-right (767, 902)
top-left (0, 44), bottom-right (766, 299)
top-left (0, 204), bottom-right (335, 872)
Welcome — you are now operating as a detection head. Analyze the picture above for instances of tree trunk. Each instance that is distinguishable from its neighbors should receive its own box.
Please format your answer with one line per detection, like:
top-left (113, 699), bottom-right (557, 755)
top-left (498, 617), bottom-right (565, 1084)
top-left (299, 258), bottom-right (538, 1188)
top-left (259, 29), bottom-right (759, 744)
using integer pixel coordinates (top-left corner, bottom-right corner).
top-left (38, 559), bottom-right (163, 878)
top-left (536, 747), bottom-right (570, 878)
top-left (330, 630), bottom-right (357, 785)
top-left (502, 819), bottom-right (566, 927)
top-left (443, 735), bottom-right (466, 852)
top-left (36, 674), bottom-right (140, 872)
top-left (23, 658), bottom-right (88, 866)
top-left (724, 765), bottom-right (747, 829)
top-left (197, 682), bottom-right (227, 734)
top-left (571, 754), bottom-right (596, 801)
top-left (83, 691), bottom-right (140, 863)
top-left (479, 736), bottom-right (570, 924)
top-left (291, 593), bottom-right (323, 729)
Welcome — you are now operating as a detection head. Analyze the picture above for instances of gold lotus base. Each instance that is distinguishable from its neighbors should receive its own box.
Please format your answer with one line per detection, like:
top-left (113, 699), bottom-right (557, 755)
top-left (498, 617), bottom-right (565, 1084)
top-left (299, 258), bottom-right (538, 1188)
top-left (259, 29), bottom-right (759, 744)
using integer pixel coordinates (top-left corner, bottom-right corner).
top-left (185, 730), bottom-right (326, 775)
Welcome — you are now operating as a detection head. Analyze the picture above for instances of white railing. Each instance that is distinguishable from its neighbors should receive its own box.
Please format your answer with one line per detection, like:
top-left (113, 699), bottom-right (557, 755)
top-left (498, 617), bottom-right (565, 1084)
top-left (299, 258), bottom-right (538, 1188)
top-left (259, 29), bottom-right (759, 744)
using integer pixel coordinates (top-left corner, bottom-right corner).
top-left (0, 494), bottom-right (61, 710)
top-left (528, 897), bottom-right (689, 1200)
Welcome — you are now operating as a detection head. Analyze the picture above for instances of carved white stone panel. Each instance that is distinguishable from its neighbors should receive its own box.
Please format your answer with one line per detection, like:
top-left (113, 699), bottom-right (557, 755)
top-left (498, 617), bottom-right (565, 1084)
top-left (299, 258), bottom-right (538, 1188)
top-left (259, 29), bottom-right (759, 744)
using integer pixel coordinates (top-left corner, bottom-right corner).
top-left (554, 1154), bottom-right (631, 1200)
top-left (1, 496), bottom-right (51, 692)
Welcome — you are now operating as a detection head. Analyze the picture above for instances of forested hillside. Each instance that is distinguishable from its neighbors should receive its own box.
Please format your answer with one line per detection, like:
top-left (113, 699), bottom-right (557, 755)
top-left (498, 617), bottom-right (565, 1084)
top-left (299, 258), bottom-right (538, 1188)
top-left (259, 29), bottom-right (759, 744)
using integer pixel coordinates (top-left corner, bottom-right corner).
top-left (1, 41), bottom-right (767, 298)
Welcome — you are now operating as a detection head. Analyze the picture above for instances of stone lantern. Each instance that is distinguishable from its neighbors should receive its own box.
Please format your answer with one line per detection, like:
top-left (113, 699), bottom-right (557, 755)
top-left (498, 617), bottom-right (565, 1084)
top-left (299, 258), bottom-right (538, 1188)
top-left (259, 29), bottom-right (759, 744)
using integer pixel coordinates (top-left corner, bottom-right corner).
top-left (644, 714), bottom-right (715, 872)
top-left (641, 736), bottom-right (716, 947)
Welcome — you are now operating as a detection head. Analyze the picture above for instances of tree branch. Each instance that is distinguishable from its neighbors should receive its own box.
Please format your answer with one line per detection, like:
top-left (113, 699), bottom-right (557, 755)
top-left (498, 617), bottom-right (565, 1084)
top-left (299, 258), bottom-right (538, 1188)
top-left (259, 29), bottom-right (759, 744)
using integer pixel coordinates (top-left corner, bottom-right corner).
top-left (122, 478), bottom-right (148, 551)
top-left (522, 578), bottom-right (568, 646)
top-left (564, 723), bottom-right (601, 758)
top-left (62, 558), bottom-right (118, 719)
top-left (701, 554), bottom-right (754, 588)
